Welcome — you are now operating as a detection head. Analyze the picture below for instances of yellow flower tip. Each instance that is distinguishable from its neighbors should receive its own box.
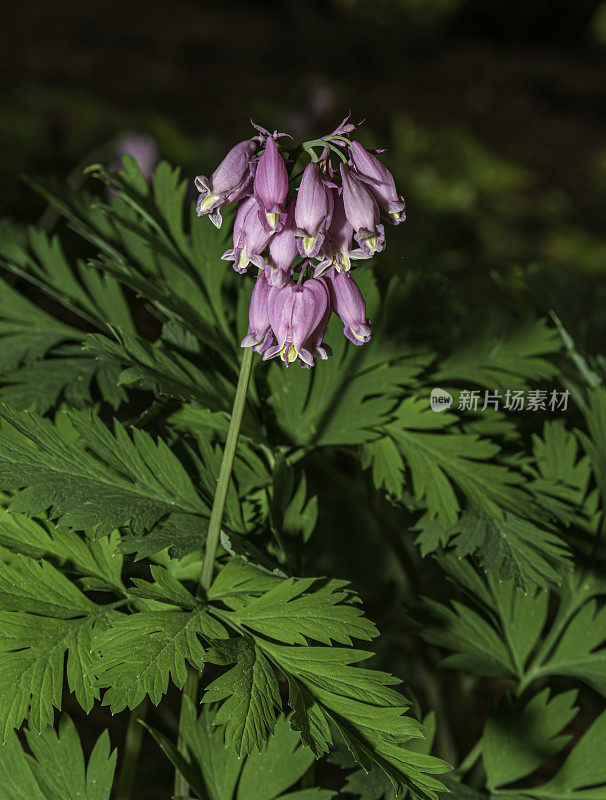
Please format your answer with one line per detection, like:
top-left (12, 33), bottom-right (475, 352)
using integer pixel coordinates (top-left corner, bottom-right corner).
top-left (366, 235), bottom-right (378, 252)
top-left (280, 344), bottom-right (298, 364)
top-left (265, 211), bottom-right (280, 229)
top-left (199, 193), bottom-right (219, 212)
top-left (303, 236), bottom-right (316, 255)
top-left (237, 248), bottom-right (250, 271)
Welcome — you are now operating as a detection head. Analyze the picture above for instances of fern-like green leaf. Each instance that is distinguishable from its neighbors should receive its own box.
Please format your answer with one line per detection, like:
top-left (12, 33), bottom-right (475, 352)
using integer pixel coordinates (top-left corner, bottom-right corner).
top-left (0, 715), bottom-right (116, 800)
top-left (203, 637), bottom-right (282, 755)
top-left (0, 504), bottom-right (124, 592)
top-left (219, 577), bottom-right (378, 646)
top-left (146, 700), bottom-right (334, 800)
top-left (93, 608), bottom-right (226, 712)
top-left (205, 559), bottom-right (449, 800)
top-left (420, 554), bottom-right (606, 698)
top-left (482, 689), bottom-right (606, 800)
top-left (431, 318), bottom-right (560, 391)
top-left (0, 554), bottom-right (111, 740)
top-left (0, 406), bottom-right (207, 536)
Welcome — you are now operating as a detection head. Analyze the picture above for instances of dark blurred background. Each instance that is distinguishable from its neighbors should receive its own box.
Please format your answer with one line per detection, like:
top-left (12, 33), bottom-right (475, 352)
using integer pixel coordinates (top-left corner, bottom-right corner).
top-left (2, 0), bottom-right (606, 219)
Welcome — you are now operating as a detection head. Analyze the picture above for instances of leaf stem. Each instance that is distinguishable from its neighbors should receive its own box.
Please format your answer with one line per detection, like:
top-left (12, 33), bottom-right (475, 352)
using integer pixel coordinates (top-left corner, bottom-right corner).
top-left (174, 344), bottom-right (254, 797)
top-left (517, 590), bottom-right (581, 696)
top-left (456, 738), bottom-right (483, 777)
top-left (115, 699), bottom-right (149, 800)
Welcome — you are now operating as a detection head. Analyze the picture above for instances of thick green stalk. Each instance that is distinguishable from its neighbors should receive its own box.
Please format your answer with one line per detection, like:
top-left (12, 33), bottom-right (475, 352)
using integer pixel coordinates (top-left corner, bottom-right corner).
top-left (115, 700), bottom-right (148, 800)
top-left (198, 346), bottom-right (253, 589)
top-left (174, 345), bottom-right (254, 797)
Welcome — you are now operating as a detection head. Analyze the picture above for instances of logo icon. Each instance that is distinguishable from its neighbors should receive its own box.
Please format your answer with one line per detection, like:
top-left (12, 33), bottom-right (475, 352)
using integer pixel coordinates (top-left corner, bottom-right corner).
top-left (430, 387), bottom-right (453, 413)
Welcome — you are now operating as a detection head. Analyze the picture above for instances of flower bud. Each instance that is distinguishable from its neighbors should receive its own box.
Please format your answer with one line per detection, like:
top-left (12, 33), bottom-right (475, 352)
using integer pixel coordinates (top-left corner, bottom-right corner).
top-left (339, 164), bottom-right (385, 256)
top-left (241, 272), bottom-right (273, 353)
top-left (350, 141), bottom-right (406, 225)
top-left (253, 136), bottom-right (289, 234)
top-left (314, 192), bottom-right (369, 277)
top-left (294, 162), bottom-right (333, 258)
top-left (112, 133), bottom-right (159, 180)
top-left (221, 197), bottom-right (272, 274)
top-left (266, 200), bottom-right (297, 286)
top-left (263, 277), bottom-right (329, 367)
top-left (326, 271), bottom-right (371, 345)
top-left (107, 133), bottom-right (159, 200)
top-left (195, 139), bottom-right (256, 229)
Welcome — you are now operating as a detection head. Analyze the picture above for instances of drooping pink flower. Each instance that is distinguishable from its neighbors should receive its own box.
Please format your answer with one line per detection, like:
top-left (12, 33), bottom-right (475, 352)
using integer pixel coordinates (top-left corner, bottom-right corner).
top-left (339, 164), bottom-right (385, 256)
top-left (263, 277), bottom-right (330, 367)
top-left (241, 272), bottom-right (273, 353)
top-left (221, 197), bottom-right (272, 274)
top-left (303, 277), bottom-right (332, 363)
top-left (326, 271), bottom-right (371, 345)
top-left (195, 139), bottom-right (257, 228)
top-left (294, 162), bottom-right (333, 258)
top-left (350, 141), bottom-right (406, 225)
top-left (266, 200), bottom-right (297, 286)
top-left (254, 136), bottom-right (289, 234)
top-left (314, 192), bottom-right (369, 277)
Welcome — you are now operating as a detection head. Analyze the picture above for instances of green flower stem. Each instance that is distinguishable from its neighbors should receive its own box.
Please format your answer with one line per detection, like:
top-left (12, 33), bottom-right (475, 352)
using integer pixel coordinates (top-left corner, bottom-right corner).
top-left (302, 138), bottom-right (348, 163)
top-left (115, 699), bottom-right (149, 800)
top-left (303, 144), bottom-right (320, 163)
top-left (516, 594), bottom-right (580, 697)
top-left (327, 134), bottom-right (352, 146)
top-left (174, 344), bottom-right (254, 798)
top-left (198, 344), bottom-right (254, 590)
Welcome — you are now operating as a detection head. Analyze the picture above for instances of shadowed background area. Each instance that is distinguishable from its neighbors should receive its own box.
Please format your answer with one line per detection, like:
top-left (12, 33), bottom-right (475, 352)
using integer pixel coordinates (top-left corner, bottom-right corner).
top-left (1, 0), bottom-right (606, 218)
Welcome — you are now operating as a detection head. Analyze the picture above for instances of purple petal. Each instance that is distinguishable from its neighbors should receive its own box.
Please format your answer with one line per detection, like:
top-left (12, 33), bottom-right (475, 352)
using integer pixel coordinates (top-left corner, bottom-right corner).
top-left (254, 136), bottom-right (289, 212)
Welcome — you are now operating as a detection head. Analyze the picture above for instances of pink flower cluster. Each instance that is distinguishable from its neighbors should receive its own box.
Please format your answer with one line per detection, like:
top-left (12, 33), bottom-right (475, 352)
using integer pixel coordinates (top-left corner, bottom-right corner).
top-left (194, 118), bottom-right (405, 367)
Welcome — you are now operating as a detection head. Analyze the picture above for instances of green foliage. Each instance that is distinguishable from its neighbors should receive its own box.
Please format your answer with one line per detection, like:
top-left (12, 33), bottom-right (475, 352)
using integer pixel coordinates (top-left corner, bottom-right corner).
top-left (482, 691), bottom-right (606, 799)
top-left (203, 637), bottom-right (282, 755)
top-left (0, 352), bottom-right (125, 414)
top-left (87, 555), bottom-right (447, 798)
top-left (411, 419), bottom-right (590, 590)
top-left (0, 228), bottom-right (134, 410)
top-left (482, 689), bottom-right (578, 790)
top-left (84, 329), bottom-right (233, 411)
top-left (0, 504), bottom-right (124, 592)
top-left (215, 573), bottom-right (377, 646)
top-left (0, 405), bottom-right (207, 536)
top-left (335, 712), bottom-right (437, 800)
top-left (0, 276), bottom-right (80, 371)
top-left (269, 457), bottom-right (318, 547)
top-left (431, 319), bottom-right (560, 391)
top-left (0, 552), bottom-right (110, 740)
top-left (93, 607), bottom-right (226, 712)
top-left (420, 552), bottom-right (606, 695)
top-left (0, 715), bottom-right (116, 800)
top-left (147, 701), bottom-right (335, 800)
top-left (447, 509), bottom-right (571, 592)
top-left (202, 559), bottom-right (449, 799)
top-left (0, 148), bottom-right (604, 800)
